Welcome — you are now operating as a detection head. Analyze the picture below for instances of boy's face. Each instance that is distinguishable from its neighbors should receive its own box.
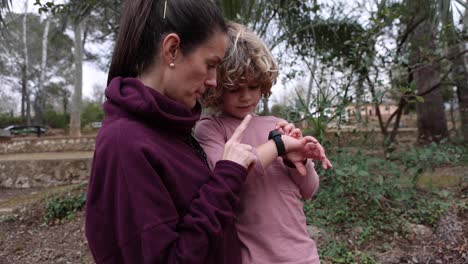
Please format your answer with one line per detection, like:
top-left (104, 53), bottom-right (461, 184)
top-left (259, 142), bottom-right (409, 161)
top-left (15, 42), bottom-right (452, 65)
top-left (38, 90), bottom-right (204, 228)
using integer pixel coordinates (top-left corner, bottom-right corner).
top-left (222, 82), bottom-right (262, 119)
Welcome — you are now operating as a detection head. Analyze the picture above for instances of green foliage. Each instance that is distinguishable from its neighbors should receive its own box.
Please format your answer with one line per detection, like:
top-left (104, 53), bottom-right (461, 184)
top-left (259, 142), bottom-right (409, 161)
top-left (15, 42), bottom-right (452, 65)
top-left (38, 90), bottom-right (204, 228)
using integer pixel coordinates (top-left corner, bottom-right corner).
top-left (270, 104), bottom-right (301, 121)
top-left (0, 113), bottom-right (24, 128)
top-left (388, 142), bottom-right (467, 174)
top-left (305, 143), bottom-right (467, 260)
top-left (306, 117), bottom-right (327, 142)
top-left (34, 0), bottom-right (99, 17)
top-left (217, 0), bottom-right (315, 45)
top-left (404, 198), bottom-right (451, 226)
top-left (81, 102), bottom-right (104, 128)
top-left (306, 149), bottom-right (404, 232)
top-left (44, 106), bottom-right (69, 129)
top-left (320, 241), bottom-right (381, 264)
top-left (270, 104), bottom-right (285, 118)
top-left (44, 192), bottom-right (85, 225)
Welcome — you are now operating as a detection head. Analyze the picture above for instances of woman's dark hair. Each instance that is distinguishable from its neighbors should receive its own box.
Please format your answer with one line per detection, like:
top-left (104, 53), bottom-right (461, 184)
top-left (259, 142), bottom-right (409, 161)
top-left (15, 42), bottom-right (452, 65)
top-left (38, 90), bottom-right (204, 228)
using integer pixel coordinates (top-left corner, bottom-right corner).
top-left (107, 0), bottom-right (227, 84)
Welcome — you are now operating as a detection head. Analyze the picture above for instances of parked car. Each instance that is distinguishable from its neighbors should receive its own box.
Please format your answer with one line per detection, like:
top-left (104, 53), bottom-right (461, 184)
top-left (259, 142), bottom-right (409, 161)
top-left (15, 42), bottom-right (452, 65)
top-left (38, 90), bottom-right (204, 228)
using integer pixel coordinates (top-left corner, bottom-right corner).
top-left (2, 125), bottom-right (48, 137)
top-left (0, 129), bottom-right (11, 138)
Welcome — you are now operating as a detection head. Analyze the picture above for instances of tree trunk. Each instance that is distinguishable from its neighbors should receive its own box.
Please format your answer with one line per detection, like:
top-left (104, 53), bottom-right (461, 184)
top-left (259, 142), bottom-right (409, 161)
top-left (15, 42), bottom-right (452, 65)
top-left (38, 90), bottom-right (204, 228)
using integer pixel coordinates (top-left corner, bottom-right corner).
top-left (449, 89), bottom-right (456, 134)
top-left (457, 8), bottom-right (468, 143)
top-left (34, 18), bottom-right (50, 125)
top-left (21, 0), bottom-right (30, 125)
top-left (414, 63), bottom-right (448, 143)
top-left (449, 43), bottom-right (468, 141)
top-left (305, 58), bottom-right (317, 119)
top-left (69, 21), bottom-right (83, 137)
top-left (26, 92), bottom-right (31, 125)
top-left (63, 89), bottom-right (69, 114)
top-left (408, 1), bottom-right (448, 144)
top-left (354, 77), bottom-right (365, 124)
top-left (262, 97), bottom-right (269, 115)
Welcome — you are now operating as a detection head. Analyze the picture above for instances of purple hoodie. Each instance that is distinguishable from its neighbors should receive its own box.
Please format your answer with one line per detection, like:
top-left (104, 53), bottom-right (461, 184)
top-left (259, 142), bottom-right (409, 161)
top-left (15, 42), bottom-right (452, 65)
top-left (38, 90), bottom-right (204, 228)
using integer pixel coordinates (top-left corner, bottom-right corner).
top-left (85, 77), bottom-right (248, 263)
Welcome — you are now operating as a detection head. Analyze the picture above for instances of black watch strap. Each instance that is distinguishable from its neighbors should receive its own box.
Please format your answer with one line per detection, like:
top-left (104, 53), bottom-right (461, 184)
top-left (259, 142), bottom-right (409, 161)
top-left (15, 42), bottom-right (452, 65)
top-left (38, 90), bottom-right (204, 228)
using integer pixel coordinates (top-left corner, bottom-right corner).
top-left (283, 158), bottom-right (307, 168)
top-left (268, 130), bottom-right (286, 156)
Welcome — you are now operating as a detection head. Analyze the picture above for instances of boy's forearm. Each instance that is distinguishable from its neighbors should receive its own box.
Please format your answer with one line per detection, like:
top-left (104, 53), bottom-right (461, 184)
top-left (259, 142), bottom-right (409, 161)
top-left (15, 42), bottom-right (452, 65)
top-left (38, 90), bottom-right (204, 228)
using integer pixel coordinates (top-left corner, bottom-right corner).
top-left (255, 140), bottom-right (279, 168)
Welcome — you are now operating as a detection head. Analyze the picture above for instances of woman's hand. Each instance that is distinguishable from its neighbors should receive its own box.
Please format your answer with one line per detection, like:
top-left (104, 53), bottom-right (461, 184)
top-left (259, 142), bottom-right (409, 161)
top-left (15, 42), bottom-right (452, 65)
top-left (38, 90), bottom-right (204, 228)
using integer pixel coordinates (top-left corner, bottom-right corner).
top-left (222, 115), bottom-right (257, 169)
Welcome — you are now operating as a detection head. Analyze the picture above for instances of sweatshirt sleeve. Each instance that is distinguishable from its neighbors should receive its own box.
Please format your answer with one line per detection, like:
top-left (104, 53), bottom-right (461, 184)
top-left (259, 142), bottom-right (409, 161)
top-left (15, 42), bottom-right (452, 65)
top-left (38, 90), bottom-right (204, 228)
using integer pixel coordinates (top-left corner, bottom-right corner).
top-left (285, 160), bottom-right (319, 199)
top-left (86, 124), bottom-right (247, 264)
top-left (124, 145), bottom-right (246, 263)
top-left (194, 117), bottom-right (227, 169)
top-left (138, 162), bottom-right (246, 263)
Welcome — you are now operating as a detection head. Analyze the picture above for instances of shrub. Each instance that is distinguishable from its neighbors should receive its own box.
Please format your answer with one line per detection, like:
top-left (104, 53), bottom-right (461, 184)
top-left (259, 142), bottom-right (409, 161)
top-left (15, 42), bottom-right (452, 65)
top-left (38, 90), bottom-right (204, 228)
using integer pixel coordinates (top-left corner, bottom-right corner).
top-left (388, 142), bottom-right (466, 174)
top-left (306, 143), bottom-right (466, 260)
top-left (319, 241), bottom-right (381, 264)
top-left (0, 113), bottom-right (24, 128)
top-left (81, 102), bottom-right (104, 128)
top-left (44, 107), bottom-right (69, 129)
top-left (45, 192), bottom-right (85, 225)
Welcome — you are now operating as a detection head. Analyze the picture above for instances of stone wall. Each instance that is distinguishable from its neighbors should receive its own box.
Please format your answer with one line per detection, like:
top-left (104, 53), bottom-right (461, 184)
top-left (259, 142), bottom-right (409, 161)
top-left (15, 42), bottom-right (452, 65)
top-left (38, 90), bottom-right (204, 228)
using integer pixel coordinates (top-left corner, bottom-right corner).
top-left (0, 136), bottom-right (96, 154)
top-left (0, 129), bottom-right (419, 188)
top-left (0, 158), bottom-right (92, 188)
top-left (0, 136), bottom-right (95, 188)
top-left (0, 129), bottom-right (418, 154)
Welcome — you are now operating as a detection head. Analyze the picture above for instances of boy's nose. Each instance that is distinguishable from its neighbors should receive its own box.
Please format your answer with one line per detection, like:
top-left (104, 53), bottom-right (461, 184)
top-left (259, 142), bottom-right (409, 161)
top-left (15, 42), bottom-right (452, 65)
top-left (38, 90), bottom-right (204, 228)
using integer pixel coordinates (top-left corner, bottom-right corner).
top-left (240, 91), bottom-right (252, 100)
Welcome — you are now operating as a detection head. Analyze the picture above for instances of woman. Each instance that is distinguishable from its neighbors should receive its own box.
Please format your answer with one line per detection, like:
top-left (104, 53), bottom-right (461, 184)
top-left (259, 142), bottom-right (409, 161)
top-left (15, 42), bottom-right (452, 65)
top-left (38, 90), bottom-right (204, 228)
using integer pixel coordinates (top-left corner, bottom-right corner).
top-left (85, 0), bottom-right (309, 263)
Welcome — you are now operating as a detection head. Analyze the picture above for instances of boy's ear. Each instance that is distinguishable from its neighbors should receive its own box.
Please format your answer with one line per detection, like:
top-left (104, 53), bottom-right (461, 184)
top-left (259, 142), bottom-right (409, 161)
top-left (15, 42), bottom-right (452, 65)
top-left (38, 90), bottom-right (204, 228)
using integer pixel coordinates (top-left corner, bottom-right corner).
top-left (161, 33), bottom-right (180, 65)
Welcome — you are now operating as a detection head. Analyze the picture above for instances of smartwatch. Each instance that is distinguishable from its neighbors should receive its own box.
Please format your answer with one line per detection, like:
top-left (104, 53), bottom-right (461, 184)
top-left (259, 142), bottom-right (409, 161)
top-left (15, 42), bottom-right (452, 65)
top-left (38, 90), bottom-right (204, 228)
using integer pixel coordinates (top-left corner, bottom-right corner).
top-left (268, 130), bottom-right (286, 156)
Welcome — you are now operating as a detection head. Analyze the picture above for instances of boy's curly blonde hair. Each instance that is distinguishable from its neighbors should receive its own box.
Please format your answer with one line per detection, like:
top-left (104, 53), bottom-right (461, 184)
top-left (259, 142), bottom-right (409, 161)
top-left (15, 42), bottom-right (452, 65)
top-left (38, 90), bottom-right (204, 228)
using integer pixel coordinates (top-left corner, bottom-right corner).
top-left (201, 22), bottom-right (278, 111)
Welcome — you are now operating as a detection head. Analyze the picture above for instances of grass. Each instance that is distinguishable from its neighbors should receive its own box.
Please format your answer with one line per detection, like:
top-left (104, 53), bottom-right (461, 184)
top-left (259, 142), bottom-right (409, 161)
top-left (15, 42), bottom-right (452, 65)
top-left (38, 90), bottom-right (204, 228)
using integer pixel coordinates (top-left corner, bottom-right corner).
top-left (0, 185), bottom-right (80, 209)
top-left (44, 190), bottom-right (86, 225)
top-left (305, 141), bottom-right (467, 263)
top-left (0, 183), bottom-right (87, 225)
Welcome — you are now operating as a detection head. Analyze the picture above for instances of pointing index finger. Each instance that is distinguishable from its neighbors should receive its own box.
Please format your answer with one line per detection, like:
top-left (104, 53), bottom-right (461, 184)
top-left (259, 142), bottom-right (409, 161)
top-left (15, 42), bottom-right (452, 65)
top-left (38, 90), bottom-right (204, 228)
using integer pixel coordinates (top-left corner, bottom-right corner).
top-left (230, 114), bottom-right (252, 143)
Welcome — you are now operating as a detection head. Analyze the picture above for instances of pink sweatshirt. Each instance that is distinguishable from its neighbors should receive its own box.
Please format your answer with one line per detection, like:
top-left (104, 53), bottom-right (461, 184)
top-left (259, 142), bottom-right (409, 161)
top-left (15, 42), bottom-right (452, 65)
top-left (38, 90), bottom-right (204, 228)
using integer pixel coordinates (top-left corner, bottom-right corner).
top-left (195, 113), bottom-right (320, 264)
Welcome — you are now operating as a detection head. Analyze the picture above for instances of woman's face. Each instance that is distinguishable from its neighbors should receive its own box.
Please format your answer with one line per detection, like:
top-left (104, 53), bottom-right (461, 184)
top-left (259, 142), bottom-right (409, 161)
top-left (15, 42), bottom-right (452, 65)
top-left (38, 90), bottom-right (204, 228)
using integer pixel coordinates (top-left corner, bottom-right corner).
top-left (165, 31), bottom-right (228, 109)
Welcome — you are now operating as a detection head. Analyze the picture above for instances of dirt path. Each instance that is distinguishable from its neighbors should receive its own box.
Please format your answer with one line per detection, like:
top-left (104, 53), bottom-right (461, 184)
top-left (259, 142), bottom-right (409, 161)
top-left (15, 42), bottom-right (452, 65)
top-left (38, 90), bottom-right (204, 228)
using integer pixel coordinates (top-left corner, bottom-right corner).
top-left (0, 151), bottom-right (93, 161)
top-left (0, 185), bottom-right (93, 264)
top-left (0, 211), bottom-right (92, 264)
top-left (1, 185), bottom-right (467, 263)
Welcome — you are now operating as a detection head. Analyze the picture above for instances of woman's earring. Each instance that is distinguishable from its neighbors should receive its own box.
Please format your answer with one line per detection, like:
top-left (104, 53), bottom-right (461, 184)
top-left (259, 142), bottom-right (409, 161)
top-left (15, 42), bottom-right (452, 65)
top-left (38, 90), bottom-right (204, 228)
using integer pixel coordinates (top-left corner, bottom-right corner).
top-left (169, 63), bottom-right (175, 68)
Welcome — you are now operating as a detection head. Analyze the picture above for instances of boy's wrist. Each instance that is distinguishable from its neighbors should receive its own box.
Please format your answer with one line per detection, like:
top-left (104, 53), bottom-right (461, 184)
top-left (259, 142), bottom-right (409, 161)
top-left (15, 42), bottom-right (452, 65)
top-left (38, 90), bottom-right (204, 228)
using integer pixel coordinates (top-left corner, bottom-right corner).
top-left (283, 158), bottom-right (307, 168)
top-left (268, 130), bottom-right (285, 156)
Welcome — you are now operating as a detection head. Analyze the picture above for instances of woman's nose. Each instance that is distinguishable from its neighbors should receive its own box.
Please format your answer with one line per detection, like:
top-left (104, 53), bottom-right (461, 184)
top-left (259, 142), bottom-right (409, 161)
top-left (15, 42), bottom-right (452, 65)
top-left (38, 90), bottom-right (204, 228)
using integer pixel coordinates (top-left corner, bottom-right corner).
top-left (205, 72), bottom-right (217, 89)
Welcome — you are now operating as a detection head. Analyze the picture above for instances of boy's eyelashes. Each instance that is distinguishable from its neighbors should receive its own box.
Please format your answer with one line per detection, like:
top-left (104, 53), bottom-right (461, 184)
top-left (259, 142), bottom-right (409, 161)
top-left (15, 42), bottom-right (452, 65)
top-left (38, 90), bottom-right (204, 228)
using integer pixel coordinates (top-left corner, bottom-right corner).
top-left (228, 85), bottom-right (261, 93)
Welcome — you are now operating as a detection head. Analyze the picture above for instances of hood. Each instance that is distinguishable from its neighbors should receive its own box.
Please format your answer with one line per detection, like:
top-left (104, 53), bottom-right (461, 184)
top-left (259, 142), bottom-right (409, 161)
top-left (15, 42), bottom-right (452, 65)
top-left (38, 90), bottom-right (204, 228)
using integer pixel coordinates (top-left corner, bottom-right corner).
top-left (103, 77), bottom-right (201, 136)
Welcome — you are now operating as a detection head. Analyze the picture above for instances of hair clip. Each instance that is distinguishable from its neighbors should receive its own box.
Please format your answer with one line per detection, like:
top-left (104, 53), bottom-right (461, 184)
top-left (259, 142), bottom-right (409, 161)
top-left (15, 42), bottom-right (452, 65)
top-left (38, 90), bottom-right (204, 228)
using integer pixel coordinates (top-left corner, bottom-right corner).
top-left (163, 0), bottom-right (168, 19)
